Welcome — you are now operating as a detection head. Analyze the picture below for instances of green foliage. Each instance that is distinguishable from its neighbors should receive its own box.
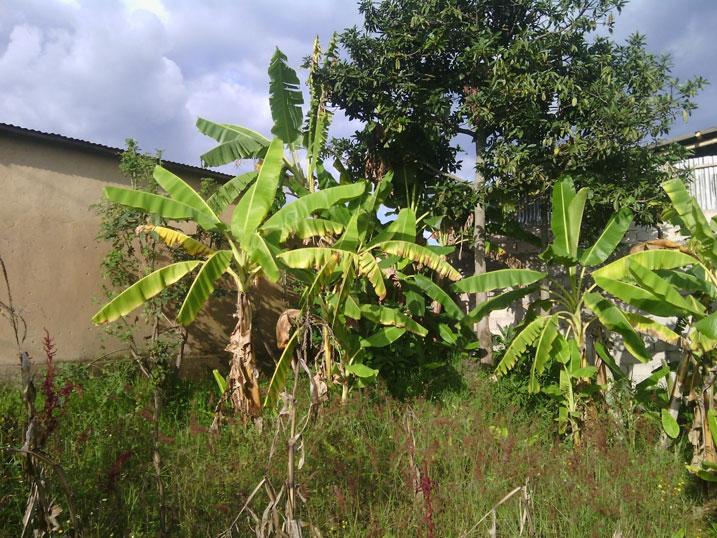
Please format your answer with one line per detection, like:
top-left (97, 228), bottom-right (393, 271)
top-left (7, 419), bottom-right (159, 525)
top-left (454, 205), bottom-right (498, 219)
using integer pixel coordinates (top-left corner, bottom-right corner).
top-left (319, 0), bottom-right (705, 241)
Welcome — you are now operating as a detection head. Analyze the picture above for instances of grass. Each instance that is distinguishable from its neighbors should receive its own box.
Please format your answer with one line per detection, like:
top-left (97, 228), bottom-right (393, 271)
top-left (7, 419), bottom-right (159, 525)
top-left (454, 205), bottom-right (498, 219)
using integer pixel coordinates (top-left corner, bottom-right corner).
top-left (1, 359), bottom-right (715, 537)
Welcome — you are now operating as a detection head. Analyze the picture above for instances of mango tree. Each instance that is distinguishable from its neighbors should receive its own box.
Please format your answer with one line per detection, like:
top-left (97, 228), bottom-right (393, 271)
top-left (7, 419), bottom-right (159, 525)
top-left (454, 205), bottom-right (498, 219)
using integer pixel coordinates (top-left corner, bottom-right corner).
top-left (454, 177), bottom-right (650, 442)
top-left (592, 178), bottom-right (717, 474)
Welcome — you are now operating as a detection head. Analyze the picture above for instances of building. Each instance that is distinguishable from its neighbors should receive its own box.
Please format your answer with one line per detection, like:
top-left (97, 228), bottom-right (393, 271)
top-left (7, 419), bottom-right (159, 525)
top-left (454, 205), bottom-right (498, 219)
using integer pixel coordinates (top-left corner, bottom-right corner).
top-left (0, 123), bottom-right (284, 378)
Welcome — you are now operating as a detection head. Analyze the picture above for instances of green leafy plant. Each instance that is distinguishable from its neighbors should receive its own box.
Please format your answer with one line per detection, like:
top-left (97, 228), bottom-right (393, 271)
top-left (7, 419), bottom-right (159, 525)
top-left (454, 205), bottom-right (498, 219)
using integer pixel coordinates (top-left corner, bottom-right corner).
top-left (454, 177), bottom-right (650, 442)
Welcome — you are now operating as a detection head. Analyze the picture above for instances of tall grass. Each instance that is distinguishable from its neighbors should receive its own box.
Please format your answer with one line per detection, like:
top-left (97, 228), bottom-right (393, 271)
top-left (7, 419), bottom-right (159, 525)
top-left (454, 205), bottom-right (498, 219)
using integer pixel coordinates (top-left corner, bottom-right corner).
top-left (0, 361), bottom-right (713, 537)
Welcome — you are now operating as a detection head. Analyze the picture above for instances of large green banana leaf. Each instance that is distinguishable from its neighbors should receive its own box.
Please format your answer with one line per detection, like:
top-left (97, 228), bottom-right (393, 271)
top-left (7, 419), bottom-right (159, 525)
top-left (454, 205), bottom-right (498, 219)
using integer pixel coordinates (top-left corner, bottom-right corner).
top-left (231, 138), bottom-right (284, 239)
top-left (578, 207), bottom-right (632, 266)
top-left (695, 311), bottom-right (717, 340)
top-left (104, 187), bottom-right (200, 222)
top-left (410, 274), bottom-right (464, 320)
top-left (153, 166), bottom-right (220, 227)
top-left (655, 268), bottom-right (717, 299)
top-left (246, 232), bottom-right (280, 282)
top-left (465, 284), bottom-right (540, 324)
top-left (627, 260), bottom-right (705, 317)
top-left (378, 241), bottom-right (461, 281)
top-left (583, 292), bottom-right (650, 363)
top-left (360, 326), bottom-right (406, 348)
top-left (359, 304), bottom-right (427, 336)
top-left (262, 182), bottom-right (366, 231)
top-left (529, 314), bottom-right (560, 393)
top-left (268, 48), bottom-right (303, 144)
top-left (453, 269), bottom-right (546, 293)
top-left (496, 316), bottom-right (548, 376)
top-left (138, 225), bottom-right (214, 257)
top-left (196, 118), bottom-right (269, 166)
top-left (207, 171), bottom-right (257, 215)
top-left (369, 208), bottom-right (417, 246)
top-left (594, 276), bottom-right (686, 318)
top-left (177, 251), bottom-right (232, 325)
top-left (551, 179), bottom-right (587, 259)
top-left (92, 261), bottom-right (201, 324)
top-left (593, 250), bottom-right (697, 280)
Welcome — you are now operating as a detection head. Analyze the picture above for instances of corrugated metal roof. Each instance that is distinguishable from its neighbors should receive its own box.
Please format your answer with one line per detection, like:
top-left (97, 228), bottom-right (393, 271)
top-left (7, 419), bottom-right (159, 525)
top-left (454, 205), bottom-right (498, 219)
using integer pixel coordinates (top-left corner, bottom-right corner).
top-left (0, 122), bottom-right (233, 182)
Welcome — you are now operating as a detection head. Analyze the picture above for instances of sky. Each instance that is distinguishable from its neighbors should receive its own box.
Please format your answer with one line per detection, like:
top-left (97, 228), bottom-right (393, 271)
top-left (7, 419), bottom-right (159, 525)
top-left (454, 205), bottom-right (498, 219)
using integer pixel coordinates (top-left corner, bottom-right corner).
top-left (1, 0), bottom-right (715, 180)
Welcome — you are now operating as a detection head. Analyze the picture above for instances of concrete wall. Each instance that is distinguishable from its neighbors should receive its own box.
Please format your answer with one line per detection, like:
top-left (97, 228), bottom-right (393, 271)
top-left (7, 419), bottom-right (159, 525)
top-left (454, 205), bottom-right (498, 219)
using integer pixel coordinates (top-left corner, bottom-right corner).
top-left (0, 131), bottom-right (286, 378)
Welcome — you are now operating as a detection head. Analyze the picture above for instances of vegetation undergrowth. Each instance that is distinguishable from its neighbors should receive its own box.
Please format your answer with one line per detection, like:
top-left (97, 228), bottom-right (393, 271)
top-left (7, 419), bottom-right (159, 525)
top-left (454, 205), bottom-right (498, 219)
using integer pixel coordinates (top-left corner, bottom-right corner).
top-left (1, 361), bottom-right (712, 537)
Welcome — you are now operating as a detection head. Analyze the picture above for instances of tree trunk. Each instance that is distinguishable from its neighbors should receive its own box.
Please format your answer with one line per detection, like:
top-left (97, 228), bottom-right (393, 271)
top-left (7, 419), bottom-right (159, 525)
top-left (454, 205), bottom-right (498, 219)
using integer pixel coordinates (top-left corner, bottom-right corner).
top-left (473, 134), bottom-right (493, 365)
top-left (226, 291), bottom-right (262, 417)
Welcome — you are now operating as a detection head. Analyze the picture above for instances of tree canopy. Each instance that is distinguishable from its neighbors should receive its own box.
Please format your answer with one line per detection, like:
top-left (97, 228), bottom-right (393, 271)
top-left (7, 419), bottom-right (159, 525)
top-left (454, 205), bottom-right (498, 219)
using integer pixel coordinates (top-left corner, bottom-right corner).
top-left (319, 0), bottom-right (706, 236)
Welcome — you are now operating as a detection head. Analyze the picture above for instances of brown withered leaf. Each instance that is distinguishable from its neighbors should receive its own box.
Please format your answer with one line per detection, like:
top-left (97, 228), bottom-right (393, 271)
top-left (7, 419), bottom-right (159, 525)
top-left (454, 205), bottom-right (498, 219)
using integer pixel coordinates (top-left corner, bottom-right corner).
top-left (629, 238), bottom-right (694, 255)
top-left (276, 309), bottom-right (301, 350)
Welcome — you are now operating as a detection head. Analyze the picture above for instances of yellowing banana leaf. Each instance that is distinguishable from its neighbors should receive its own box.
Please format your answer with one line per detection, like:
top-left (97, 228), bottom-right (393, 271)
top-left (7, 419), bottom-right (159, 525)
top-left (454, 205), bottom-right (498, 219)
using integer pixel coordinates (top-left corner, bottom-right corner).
top-left (177, 250), bottom-right (232, 325)
top-left (137, 225), bottom-right (215, 257)
top-left (278, 218), bottom-right (345, 242)
top-left (268, 47), bottom-right (304, 144)
top-left (92, 260), bottom-right (201, 324)
top-left (196, 117), bottom-right (269, 166)
top-left (578, 207), bottom-right (632, 266)
top-left (624, 312), bottom-right (680, 346)
top-left (410, 274), bottom-right (464, 320)
top-left (207, 171), bottom-right (257, 215)
top-left (278, 247), bottom-right (355, 270)
top-left (231, 138), bottom-right (284, 239)
top-left (379, 241), bottom-right (461, 281)
top-left (153, 166), bottom-right (221, 229)
top-left (358, 252), bottom-right (386, 299)
top-left (359, 304), bottom-right (427, 336)
top-left (496, 316), bottom-right (548, 376)
top-left (262, 182), bottom-right (366, 231)
top-left (453, 269), bottom-right (546, 293)
top-left (584, 292), bottom-right (650, 363)
top-left (593, 250), bottom-right (697, 281)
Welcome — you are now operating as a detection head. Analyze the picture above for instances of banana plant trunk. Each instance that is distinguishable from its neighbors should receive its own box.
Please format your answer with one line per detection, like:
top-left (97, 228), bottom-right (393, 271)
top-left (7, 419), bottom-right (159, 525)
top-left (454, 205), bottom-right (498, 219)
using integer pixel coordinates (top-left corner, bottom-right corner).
top-left (226, 291), bottom-right (262, 417)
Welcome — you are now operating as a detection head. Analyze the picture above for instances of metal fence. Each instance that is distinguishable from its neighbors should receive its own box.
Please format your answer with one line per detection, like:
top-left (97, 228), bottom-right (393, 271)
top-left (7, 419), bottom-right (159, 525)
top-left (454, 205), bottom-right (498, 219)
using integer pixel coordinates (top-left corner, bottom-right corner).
top-left (684, 155), bottom-right (717, 211)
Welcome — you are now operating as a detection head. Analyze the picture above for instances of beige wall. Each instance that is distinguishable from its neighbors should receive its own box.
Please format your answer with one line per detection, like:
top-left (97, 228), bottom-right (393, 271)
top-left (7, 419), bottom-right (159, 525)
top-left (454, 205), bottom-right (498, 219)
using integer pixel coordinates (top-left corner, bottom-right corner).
top-left (0, 133), bottom-right (285, 378)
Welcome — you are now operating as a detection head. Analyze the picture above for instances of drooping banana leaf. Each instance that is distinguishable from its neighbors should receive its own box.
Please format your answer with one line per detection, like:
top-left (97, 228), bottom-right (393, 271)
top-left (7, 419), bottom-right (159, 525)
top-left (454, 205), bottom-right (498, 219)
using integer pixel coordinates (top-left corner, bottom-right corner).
top-left (578, 207), bottom-right (632, 266)
top-left (593, 249), bottom-right (697, 281)
top-left (655, 268), bottom-right (717, 299)
top-left (358, 252), bottom-right (386, 299)
top-left (359, 304), bottom-right (427, 336)
top-left (278, 218), bottom-right (345, 242)
top-left (369, 207), bottom-right (417, 246)
top-left (378, 241), bottom-right (461, 281)
top-left (138, 225), bottom-right (215, 257)
top-left (153, 166), bottom-right (220, 226)
top-left (529, 314), bottom-right (559, 393)
top-left (92, 261), bottom-right (201, 324)
top-left (624, 312), bottom-right (680, 346)
top-left (104, 187), bottom-right (200, 222)
top-left (360, 326), bottom-right (406, 348)
top-left (453, 269), bottom-right (546, 293)
top-left (495, 316), bottom-right (548, 376)
top-left (246, 232), bottom-right (280, 282)
top-left (695, 311), bottom-right (717, 340)
top-left (268, 48), bottom-right (304, 145)
top-left (465, 284), bottom-right (540, 324)
top-left (196, 118), bottom-right (269, 166)
top-left (207, 171), bottom-right (258, 215)
top-left (410, 274), bottom-right (464, 320)
top-left (583, 292), bottom-right (650, 363)
top-left (627, 260), bottom-right (705, 317)
top-left (177, 250), bottom-right (232, 325)
top-left (594, 276), bottom-right (686, 318)
top-left (231, 138), bottom-right (284, 239)
top-left (278, 247), bottom-right (356, 271)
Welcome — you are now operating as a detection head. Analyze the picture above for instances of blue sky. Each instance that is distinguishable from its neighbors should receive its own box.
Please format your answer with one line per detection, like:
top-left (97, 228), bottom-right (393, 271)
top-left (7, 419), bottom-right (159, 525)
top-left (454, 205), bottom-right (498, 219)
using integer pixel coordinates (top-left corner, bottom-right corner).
top-left (1, 0), bottom-right (715, 180)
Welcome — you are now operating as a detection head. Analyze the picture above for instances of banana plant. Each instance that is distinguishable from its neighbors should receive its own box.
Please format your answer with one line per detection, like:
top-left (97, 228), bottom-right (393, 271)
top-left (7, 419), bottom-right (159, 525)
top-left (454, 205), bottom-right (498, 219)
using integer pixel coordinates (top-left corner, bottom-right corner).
top-left (93, 46), bottom-right (366, 418)
top-left (592, 178), bottom-right (717, 466)
top-left (265, 171), bottom-right (462, 406)
top-left (453, 177), bottom-right (648, 442)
